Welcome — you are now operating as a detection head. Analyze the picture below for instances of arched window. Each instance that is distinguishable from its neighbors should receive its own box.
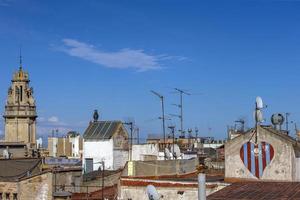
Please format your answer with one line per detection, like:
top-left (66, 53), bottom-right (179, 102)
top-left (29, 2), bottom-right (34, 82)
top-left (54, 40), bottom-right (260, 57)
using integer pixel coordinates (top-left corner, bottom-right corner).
top-left (20, 86), bottom-right (23, 102)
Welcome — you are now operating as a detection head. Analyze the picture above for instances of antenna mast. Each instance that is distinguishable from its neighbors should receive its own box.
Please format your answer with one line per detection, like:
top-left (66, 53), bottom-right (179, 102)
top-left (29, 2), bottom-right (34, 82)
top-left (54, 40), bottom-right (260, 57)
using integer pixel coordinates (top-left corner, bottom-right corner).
top-left (151, 90), bottom-right (166, 152)
top-left (19, 47), bottom-right (23, 70)
top-left (174, 88), bottom-right (190, 138)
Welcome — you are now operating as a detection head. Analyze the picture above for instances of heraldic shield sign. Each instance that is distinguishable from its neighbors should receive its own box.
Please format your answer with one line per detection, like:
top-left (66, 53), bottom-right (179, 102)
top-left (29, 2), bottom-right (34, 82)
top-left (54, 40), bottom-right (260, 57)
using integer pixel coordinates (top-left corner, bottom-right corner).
top-left (240, 142), bottom-right (274, 178)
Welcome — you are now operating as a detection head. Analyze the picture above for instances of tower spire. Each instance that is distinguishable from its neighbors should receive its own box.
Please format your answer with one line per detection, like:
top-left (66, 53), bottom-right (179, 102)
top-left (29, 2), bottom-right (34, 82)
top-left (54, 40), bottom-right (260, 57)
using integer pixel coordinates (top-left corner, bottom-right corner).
top-left (19, 47), bottom-right (22, 70)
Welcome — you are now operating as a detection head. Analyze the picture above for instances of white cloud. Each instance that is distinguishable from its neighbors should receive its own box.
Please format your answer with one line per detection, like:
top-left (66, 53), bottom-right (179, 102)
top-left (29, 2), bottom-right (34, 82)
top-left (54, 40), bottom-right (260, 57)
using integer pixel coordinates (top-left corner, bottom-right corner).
top-left (57, 39), bottom-right (185, 72)
top-left (0, 0), bottom-right (12, 6)
top-left (48, 116), bottom-right (59, 123)
top-left (38, 117), bottom-right (46, 122)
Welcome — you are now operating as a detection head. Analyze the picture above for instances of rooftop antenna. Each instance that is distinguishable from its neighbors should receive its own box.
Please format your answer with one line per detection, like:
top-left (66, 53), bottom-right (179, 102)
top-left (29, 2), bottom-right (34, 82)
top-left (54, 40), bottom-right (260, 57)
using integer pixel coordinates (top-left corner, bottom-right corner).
top-left (285, 112), bottom-right (290, 134)
top-left (195, 127), bottom-right (199, 140)
top-left (151, 90), bottom-right (166, 153)
top-left (251, 96), bottom-right (264, 156)
top-left (19, 46), bottom-right (23, 70)
top-left (235, 118), bottom-right (245, 132)
top-left (173, 88), bottom-right (191, 138)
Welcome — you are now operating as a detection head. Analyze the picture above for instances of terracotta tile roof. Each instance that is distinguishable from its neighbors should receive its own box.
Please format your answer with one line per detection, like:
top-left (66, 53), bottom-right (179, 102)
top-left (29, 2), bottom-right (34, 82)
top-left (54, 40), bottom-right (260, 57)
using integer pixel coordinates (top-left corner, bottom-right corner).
top-left (72, 185), bottom-right (118, 200)
top-left (208, 182), bottom-right (300, 200)
top-left (0, 158), bottom-right (42, 181)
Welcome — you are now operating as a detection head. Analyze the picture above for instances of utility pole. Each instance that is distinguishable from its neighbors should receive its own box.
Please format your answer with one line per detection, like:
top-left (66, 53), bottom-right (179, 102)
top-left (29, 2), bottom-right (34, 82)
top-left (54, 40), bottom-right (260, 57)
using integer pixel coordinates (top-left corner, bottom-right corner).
top-left (102, 161), bottom-right (105, 200)
top-left (174, 88), bottom-right (190, 138)
top-left (151, 90), bottom-right (166, 151)
top-left (188, 128), bottom-right (192, 150)
top-left (136, 127), bottom-right (140, 144)
top-left (123, 122), bottom-right (133, 161)
top-left (195, 127), bottom-right (199, 141)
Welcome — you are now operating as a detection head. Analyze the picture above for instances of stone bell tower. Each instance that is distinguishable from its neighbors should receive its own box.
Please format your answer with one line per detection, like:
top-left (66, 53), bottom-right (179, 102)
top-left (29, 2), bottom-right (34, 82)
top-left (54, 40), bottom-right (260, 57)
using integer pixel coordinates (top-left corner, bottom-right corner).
top-left (3, 58), bottom-right (37, 145)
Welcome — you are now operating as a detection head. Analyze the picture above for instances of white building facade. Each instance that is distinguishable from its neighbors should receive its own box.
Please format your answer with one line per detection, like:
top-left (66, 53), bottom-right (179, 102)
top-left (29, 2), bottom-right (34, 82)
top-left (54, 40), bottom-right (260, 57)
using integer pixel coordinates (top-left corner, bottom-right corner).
top-left (82, 120), bottom-right (129, 172)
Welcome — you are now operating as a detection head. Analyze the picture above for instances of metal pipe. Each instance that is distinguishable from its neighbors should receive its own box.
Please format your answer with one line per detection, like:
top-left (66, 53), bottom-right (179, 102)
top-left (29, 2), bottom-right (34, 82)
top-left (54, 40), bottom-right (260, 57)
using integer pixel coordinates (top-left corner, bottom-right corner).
top-left (198, 173), bottom-right (206, 200)
top-left (150, 90), bottom-right (166, 157)
top-left (161, 96), bottom-right (166, 148)
top-left (102, 161), bottom-right (105, 200)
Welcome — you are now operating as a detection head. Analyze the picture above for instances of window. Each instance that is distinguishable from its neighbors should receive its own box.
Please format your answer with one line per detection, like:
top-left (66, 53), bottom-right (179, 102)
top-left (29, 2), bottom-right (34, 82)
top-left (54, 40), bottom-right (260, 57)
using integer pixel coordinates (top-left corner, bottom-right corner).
top-left (13, 193), bottom-right (17, 200)
top-left (0, 193), bottom-right (2, 200)
top-left (5, 193), bottom-right (9, 200)
top-left (20, 86), bottom-right (23, 102)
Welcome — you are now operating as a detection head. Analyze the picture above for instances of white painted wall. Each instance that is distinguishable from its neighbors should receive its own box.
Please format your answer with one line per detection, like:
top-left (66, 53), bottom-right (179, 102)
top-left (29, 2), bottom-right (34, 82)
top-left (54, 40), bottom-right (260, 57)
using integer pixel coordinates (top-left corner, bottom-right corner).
top-left (295, 158), bottom-right (300, 181)
top-left (132, 144), bottom-right (159, 161)
top-left (69, 135), bottom-right (80, 157)
top-left (49, 138), bottom-right (58, 157)
top-left (83, 139), bottom-right (114, 171)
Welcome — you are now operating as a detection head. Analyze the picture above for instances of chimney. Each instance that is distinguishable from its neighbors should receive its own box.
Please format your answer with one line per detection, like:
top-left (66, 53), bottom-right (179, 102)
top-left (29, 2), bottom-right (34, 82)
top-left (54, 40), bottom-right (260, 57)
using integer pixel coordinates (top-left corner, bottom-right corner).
top-left (198, 173), bottom-right (206, 200)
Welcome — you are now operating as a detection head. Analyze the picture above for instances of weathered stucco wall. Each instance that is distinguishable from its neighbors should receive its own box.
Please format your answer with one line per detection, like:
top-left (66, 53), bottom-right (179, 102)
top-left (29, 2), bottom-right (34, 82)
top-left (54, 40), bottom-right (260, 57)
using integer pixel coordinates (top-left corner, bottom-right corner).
top-left (0, 182), bottom-right (17, 199)
top-left (19, 172), bottom-right (53, 200)
top-left (120, 183), bottom-right (227, 200)
top-left (122, 158), bottom-right (198, 177)
top-left (225, 126), bottom-right (295, 181)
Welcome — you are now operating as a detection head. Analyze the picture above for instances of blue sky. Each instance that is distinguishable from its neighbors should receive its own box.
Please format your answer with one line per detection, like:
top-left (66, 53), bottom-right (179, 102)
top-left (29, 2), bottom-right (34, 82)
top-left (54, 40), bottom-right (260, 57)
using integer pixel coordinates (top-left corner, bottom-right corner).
top-left (1, 0), bottom-right (300, 141)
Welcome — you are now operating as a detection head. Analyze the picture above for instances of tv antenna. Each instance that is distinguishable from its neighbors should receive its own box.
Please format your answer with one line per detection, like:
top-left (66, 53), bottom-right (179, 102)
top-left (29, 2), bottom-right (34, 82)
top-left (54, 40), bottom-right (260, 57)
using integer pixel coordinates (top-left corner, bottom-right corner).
top-left (285, 112), bottom-right (290, 134)
top-left (250, 96), bottom-right (265, 156)
top-left (151, 90), bottom-right (166, 150)
top-left (235, 118), bottom-right (245, 132)
top-left (172, 88), bottom-right (191, 138)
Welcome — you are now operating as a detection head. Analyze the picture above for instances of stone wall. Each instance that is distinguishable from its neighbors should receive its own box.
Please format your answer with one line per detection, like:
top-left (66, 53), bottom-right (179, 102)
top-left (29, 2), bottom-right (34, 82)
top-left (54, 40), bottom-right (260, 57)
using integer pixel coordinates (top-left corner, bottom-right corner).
top-left (225, 126), bottom-right (296, 181)
top-left (0, 170), bottom-right (81, 200)
top-left (19, 172), bottom-right (53, 200)
top-left (0, 182), bottom-right (17, 199)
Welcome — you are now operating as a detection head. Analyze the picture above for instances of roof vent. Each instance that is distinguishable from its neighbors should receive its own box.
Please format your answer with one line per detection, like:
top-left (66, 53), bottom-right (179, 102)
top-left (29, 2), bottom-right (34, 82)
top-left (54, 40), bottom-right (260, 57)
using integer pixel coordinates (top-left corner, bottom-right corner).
top-left (93, 109), bottom-right (99, 122)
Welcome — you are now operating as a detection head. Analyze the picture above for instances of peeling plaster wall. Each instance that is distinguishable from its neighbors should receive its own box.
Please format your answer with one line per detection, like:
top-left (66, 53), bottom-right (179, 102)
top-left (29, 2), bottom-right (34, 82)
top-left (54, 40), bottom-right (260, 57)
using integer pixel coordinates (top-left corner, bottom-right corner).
top-left (225, 127), bottom-right (295, 181)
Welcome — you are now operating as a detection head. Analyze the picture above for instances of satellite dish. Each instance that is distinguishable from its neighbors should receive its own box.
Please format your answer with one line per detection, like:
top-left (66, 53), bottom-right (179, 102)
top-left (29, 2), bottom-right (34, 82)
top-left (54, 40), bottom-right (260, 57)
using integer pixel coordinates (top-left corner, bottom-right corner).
top-left (173, 144), bottom-right (181, 158)
top-left (271, 113), bottom-right (285, 126)
top-left (254, 110), bottom-right (263, 123)
top-left (146, 185), bottom-right (160, 200)
top-left (256, 96), bottom-right (263, 109)
top-left (164, 148), bottom-right (171, 159)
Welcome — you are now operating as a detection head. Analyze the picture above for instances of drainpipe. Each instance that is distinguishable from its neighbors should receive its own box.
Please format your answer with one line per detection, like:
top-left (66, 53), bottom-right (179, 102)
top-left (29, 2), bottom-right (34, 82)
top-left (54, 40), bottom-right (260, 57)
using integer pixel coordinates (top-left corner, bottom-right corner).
top-left (198, 173), bottom-right (206, 200)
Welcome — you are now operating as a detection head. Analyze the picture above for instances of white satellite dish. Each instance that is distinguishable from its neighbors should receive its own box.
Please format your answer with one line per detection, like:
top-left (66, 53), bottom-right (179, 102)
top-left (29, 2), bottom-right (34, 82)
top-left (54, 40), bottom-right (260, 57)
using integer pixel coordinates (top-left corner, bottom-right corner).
top-left (173, 144), bottom-right (181, 158)
top-left (254, 110), bottom-right (263, 123)
top-left (256, 96), bottom-right (263, 109)
top-left (146, 185), bottom-right (160, 200)
top-left (164, 148), bottom-right (171, 160)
